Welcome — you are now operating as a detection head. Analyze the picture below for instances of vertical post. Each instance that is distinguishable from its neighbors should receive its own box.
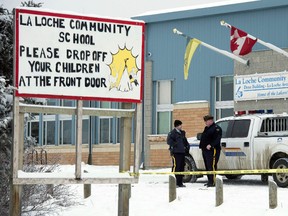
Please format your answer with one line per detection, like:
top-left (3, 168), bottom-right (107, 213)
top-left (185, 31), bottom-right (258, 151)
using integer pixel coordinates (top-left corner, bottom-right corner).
top-left (215, 175), bottom-right (223, 207)
top-left (19, 113), bottom-right (24, 169)
top-left (269, 180), bottom-right (277, 209)
top-left (75, 100), bottom-right (83, 179)
top-left (169, 175), bottom-right (177, 202)
top-left (84, 101), bottom-right (93, 198)
top-left (143, 61), bottom-right (153, 169)
top-left (46, 171), bottom-right (54, 196)
top-left (87, 116), bottom-right (93, 165)
top-left (133, 103), bottom-right (142, 176)
top-left (84, 170), bottom-right (91, 198)
top-left (87, 101), bottom-right (93, 165)
top-left (10, 96), bottom-right (21, 216)
top-left (118, 103), bottom-right (132, 216)
top-left (10, 10), bottom-right (21, 215)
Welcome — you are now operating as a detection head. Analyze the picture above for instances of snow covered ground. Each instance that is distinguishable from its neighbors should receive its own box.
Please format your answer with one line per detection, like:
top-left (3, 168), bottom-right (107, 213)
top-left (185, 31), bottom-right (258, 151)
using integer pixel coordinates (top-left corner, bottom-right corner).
top-left (56, 165), bottom-right (288, 216)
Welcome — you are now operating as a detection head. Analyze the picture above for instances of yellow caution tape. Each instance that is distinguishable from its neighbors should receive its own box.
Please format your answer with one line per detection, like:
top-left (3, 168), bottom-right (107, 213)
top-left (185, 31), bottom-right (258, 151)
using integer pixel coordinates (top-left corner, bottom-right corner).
top-left (125, 169), bottom-right (288, 177)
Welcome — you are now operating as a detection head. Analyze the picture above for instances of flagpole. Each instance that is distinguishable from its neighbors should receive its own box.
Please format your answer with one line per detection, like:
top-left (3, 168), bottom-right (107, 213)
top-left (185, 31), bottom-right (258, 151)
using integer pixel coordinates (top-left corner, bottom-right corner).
top-left (220, 20), bottom-right (288, 58)
top-left (173, 28), bottom-right (248, 65)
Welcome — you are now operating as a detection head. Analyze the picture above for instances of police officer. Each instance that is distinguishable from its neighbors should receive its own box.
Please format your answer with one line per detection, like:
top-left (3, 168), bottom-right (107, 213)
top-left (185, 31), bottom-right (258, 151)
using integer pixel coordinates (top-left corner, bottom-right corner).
top-left (167, 120), bottom-right (190, 187)
top-left (199, 115), bottom-right (222, 187)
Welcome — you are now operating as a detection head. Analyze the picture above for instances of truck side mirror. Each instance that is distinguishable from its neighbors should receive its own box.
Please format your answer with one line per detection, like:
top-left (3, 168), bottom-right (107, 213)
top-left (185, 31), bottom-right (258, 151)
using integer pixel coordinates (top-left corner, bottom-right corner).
top-left (196, 133), bottom-right (202, 140)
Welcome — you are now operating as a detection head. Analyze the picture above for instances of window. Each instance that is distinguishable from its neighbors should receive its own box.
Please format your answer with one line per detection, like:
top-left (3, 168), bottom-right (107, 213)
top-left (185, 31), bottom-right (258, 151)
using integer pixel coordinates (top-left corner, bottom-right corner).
top-left (156, 80), bottom-right (173, 134)
top-left (47, 99), bottom-right (57, 106)
top-left (26, 99), bottom-right (118, 145)
top-left (216, 76), bottom-right (233, 101)
top-left (45, 121), bottom-right (56, 145)
top-left (214, 76), bottom-right (234, 119)
top-left (261, 117), bottom-right (288, 132)
top-left (100, 118), bottom-right (112, 143)
top-left (231, 120), bottom-right (251, 138)
top-left (217, 120), bottom-right (251, 138)
top-left (82, 119), bottom-right (89, 144)
top-left (99, 102), bottom-right (113, 143)
top-left (83, 100), bottom-right (90, 107)
top-left (60, 119), bottom-right (72, 144)
top-left (216, 121), bottom-right (230, 138)
top-left (30, 121), bottom-right (40, 143)
top-left (157, 112), bottom-right (172, 134)
top-left (62, 100), bottom-right (74, 107)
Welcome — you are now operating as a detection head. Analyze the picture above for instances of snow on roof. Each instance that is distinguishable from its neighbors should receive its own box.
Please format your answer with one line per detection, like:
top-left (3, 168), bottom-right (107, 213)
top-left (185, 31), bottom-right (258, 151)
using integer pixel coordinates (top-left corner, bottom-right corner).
top-left (135, 0), bottom-right (258, 17)
top-left (175, 100), bottom-right (208, 104)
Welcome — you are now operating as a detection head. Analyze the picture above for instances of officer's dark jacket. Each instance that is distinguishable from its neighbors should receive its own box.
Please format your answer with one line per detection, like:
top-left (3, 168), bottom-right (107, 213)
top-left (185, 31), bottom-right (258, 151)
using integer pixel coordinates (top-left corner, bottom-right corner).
top-left (199, 122), bottom-right (222, 150)
top-left (167, 128), bottom-right (190, 154)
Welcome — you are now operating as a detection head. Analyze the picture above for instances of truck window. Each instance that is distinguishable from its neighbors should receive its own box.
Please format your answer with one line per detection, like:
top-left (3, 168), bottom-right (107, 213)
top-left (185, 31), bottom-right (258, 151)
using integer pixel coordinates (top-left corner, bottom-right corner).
top-left (260, 117), bottom-right (288, 132)
top-left (216, 121), bottom-right (230, 138)
top-left (231, 120), bottom-right (251, 138)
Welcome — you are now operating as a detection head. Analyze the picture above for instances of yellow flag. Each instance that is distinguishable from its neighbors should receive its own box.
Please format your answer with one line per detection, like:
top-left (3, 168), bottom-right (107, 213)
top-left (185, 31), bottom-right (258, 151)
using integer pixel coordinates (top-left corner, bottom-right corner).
top-left (184, 38), bottom-right (200, 80)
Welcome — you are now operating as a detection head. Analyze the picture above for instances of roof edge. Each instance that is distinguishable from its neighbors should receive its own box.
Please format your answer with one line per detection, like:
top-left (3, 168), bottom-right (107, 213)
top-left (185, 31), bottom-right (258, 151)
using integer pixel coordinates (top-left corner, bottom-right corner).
top-left (132, 0), bottom-right (288, 23)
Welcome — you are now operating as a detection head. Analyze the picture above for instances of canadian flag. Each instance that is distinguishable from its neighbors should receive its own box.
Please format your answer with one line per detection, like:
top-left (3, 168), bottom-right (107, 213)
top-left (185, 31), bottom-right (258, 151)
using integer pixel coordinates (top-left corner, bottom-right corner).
top-left (230, 26), bottom-right (257, 56)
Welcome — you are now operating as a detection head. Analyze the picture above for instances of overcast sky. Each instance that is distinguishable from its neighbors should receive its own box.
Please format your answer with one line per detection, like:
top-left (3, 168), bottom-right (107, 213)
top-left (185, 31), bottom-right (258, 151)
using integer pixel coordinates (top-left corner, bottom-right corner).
top-left (1, 0), bottom-right (250, 18)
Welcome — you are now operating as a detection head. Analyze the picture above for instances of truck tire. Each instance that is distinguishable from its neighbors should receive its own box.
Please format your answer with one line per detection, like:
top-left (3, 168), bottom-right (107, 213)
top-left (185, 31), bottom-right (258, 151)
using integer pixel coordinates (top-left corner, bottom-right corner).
top-left (272, 158), bottom-right (288, 188)
top-left (183, 156), bottom-right (198, 183)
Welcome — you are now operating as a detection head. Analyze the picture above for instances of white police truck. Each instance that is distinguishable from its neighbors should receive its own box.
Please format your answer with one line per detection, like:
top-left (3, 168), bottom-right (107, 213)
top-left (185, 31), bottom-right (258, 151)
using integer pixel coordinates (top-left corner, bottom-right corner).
top-left (183, 110), bottom-right (288, 187)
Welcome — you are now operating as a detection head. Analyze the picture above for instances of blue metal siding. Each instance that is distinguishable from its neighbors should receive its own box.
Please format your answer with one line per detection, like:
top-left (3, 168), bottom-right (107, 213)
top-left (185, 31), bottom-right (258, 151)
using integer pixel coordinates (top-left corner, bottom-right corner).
top-left (143, 4), bottom-right (288, 103)
top-left (146, 18), bottom-right (235, 103)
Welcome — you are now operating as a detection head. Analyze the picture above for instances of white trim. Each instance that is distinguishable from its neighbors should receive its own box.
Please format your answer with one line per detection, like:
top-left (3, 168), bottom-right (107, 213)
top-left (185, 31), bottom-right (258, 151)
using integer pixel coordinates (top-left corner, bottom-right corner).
top-left (214, 75), bottom-right (235, 118)
top-left (215, 100), bottom-right (234, 108)
top-left (156, 80), bottom-right (173, 134)
top-left (156, 104), bottom-right (174, 112)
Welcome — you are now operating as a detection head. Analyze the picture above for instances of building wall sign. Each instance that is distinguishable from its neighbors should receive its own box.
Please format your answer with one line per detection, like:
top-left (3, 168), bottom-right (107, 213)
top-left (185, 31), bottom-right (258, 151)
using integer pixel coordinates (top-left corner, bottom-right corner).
top-left (234, 71), bottom-right (288, 101)
top-left (15, 9), bottom-right (145, 102)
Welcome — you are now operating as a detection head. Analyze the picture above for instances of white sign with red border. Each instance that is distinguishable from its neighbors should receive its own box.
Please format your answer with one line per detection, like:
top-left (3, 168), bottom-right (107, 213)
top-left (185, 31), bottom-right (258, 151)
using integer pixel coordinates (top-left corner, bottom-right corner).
top-left (15, 8), bottom-right (145, 103)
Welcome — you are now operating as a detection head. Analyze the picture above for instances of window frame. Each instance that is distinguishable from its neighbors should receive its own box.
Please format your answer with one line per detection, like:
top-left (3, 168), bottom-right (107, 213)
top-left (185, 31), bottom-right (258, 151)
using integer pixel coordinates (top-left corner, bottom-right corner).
top-left (230, 119), bottom-right (251, 138)
top-left (155, 80), bottom-right (173, 134)
top-left (217, 119), bottom-right (251, 138)
top-left (213, 75), bottom-right (234, 119)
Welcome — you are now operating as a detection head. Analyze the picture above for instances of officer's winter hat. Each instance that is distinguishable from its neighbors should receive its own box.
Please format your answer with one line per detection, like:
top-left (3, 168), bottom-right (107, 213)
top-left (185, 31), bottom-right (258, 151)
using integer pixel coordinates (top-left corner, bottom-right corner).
top-left (174, 120), bottom-right (182, 127)
top-left (203, 115), bottom-right (214, 121)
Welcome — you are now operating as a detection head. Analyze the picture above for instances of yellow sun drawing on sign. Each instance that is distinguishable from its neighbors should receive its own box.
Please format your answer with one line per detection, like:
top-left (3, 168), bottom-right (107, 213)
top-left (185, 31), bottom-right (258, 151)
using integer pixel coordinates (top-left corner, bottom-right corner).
top-left (109, 46), bottom-right (140, 92)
